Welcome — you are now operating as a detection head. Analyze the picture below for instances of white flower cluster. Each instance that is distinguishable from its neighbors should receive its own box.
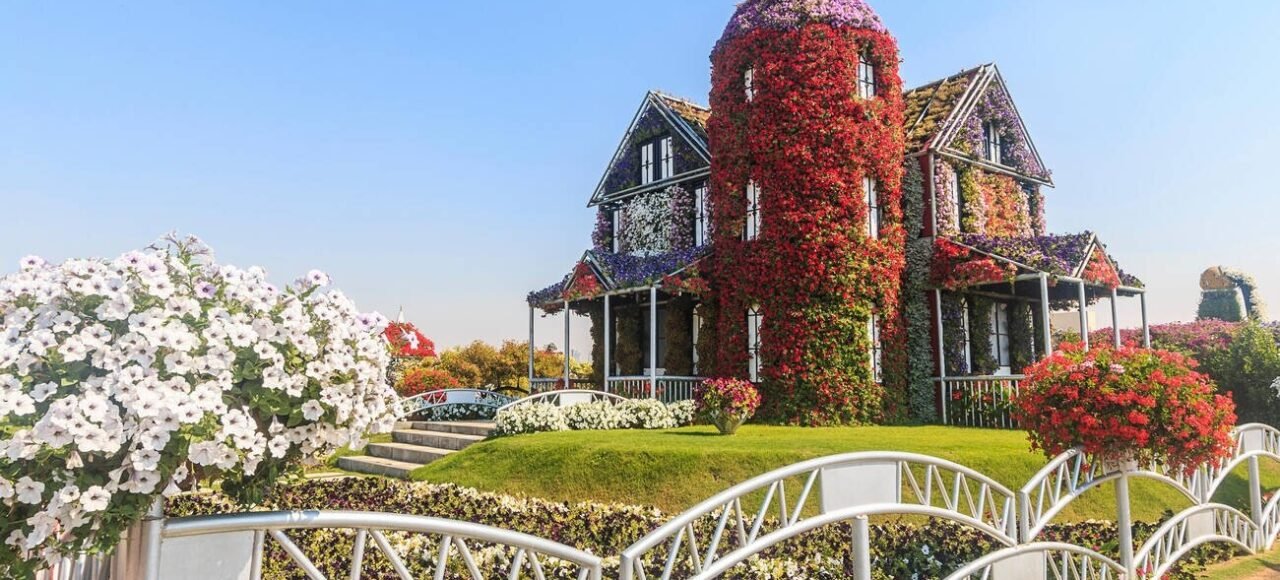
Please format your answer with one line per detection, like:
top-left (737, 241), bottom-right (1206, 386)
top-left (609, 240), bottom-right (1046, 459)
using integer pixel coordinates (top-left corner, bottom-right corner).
top-left (0, 235), bottom-right (397, 571)
top-left (617, 185), bottom-right (691, 256)
top-left (493, 399), bottom-right (697, 436)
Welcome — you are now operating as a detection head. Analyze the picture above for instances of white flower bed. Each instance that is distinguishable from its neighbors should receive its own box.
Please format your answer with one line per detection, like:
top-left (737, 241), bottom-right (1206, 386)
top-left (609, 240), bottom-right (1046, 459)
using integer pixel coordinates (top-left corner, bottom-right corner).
top-left (0, 234), bottom-right (397, 573)
top-left (493, 399), bottom-right (696, 436)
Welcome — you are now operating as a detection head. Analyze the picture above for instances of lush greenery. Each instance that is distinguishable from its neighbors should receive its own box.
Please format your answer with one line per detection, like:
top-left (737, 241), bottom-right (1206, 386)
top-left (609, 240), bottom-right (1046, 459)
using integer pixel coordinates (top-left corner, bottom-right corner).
top-left (165, 476), bottom-right (1230, 579)
top-left (706, 13), bottom-right (907, 425)
top-left (392, 339), bottom-right (589, 396)
top-left (1016, 343), bottom-right (1236, 475)
top-left (901, 159), bottom-right (937, 421)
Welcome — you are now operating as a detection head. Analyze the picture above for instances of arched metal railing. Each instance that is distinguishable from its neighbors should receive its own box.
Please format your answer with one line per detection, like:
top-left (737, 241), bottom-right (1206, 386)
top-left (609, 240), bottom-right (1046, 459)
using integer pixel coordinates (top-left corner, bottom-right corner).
top-left (1018, 449), bottom-right (1205, 542)
top-left (1204, 423), bottom-right (1280, 498)
top-left (942, 542), bottom-right (1125, 580)
top-left (619, 452), bottom-right (1018, 580)
top-left (395, 388), bottom-right (516, 419)
top-left (1132, 504), bottom-right (1256, 579)
top-left (158, 510), bottom-right (603, 580)
top-left (496, 389), bottom-right (628, 412)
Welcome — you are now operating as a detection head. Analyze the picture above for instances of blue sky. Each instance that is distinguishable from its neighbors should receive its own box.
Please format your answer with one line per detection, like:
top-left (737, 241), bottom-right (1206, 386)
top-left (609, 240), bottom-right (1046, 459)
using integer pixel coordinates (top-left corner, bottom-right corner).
top-left (3, 1), bottom-right (1278, 355)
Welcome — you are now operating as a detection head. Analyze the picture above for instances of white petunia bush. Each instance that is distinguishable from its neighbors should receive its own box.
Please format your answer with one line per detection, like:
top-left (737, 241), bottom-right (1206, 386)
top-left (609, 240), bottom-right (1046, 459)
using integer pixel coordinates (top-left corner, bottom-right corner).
top-left (493, 399), bottom-right (697, 436)
top-left (0, 234), bottom-right (397, 575)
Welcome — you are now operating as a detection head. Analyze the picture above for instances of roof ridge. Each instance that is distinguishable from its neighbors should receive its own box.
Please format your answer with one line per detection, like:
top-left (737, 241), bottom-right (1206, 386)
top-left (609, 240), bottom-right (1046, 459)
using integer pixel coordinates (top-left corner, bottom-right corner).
top-left (652, 90), bottom-right (709, 110)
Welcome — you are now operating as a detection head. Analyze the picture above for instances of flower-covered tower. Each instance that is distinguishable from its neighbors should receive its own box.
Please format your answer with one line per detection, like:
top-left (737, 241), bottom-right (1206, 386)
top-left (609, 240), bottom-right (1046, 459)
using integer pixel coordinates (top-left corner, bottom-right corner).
top-left (706, 0), bottom-right (907, 424)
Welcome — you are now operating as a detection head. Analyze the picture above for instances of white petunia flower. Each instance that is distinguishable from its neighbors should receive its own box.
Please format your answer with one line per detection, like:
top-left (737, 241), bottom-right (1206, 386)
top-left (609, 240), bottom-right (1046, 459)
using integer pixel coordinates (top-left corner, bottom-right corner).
top-left (15, 477), bottom-right (44, 504)
top-left (79, 486), bottom-right (111, 512)
top-left (301, 400), bottom-right (325, 421)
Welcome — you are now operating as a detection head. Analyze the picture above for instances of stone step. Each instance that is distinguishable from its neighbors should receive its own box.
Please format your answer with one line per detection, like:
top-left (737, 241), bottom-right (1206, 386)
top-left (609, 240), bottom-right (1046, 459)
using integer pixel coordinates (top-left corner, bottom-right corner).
top-left (367, 442), bottom-right (454, 464)
top-left (335, 455), bottom-right (423, 479)
top-left (396, 420), bottom-right (495, 437)
top-left (392, 429), bottom-right (485, 451)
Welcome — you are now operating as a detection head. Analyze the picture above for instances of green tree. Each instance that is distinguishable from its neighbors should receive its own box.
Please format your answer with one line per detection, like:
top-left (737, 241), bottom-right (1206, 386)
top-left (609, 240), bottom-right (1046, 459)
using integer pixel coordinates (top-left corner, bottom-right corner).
top-left (1202, 323), bottom-right (1280, 425)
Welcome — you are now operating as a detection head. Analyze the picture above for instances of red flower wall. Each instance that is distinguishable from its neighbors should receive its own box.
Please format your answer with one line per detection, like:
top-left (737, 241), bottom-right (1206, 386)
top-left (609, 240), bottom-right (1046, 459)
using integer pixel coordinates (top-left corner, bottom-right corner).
top-left (706, 24), bottom-right (907, 424)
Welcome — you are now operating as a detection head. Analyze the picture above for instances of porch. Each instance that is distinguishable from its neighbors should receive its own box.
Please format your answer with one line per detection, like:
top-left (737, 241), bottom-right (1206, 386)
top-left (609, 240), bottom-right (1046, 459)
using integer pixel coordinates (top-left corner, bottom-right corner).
top-left (932, 234), bottom-right (1150, 428)
top-left (527, 249), bottom-right (709, 403)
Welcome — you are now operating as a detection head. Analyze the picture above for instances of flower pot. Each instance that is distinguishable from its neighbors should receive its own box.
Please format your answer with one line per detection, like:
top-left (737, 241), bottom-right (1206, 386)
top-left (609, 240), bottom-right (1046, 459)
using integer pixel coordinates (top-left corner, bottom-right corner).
top-left (713, 413), bottom-right (748, 435)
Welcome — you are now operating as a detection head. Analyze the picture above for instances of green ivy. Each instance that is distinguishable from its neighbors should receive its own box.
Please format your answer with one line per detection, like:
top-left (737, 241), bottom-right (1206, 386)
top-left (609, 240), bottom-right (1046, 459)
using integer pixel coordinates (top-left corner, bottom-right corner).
top-left (615, 306), bottom-right (644, 375)
top-left (968, 297), bottom-right (997, 375)
top-left (1008, 301), bottom-right (1037, 373)
top-left (663, 294), bottom-right (695, 375)
top-left (587, 301), bottom-right (605, 385)
top-left (901, 160), bottom-right (936, 421)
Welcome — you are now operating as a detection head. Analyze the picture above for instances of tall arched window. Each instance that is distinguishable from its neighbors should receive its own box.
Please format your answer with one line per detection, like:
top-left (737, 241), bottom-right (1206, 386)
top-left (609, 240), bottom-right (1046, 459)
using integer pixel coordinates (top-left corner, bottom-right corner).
top-left (744, 67), bottom-right (755, 102)
top-left (747, 305), bottom-right (763, 382)
top-left (864, 176), bottom-right (879, 239)
top-left (857, 51), bottom-right (876, 99)
top-left (745, 180), bottom-right (761, 241)
top-left (868, 314), bottom-right (883, 384)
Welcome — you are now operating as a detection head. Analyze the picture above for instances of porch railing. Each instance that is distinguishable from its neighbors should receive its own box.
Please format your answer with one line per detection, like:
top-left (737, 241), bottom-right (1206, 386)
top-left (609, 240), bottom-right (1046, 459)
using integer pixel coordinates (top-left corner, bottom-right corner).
top-left (937, 375), bottom-right (1024, 429)
top-left (605, 376), bottom-right (702, 403)
top-left (529, 377), bottom-right (594, 394)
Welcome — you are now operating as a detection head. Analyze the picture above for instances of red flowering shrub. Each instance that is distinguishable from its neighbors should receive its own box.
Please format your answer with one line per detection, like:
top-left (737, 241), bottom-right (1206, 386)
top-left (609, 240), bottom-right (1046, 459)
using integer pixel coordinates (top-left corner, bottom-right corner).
top-left (396, 366), bottom-right (461, 398)
top-left (562, 262), bottom-right (603, 302)
top-left (696, 377), bottom-right (762, 435)
top-left (706, 20), bottom-right (907, 424)
top-left (384, 321), bottom-right (437, 358)
top-left (1014, 343), bottom-right (1236, 475)
top-left (930, 239), bottom-right (1017, 290)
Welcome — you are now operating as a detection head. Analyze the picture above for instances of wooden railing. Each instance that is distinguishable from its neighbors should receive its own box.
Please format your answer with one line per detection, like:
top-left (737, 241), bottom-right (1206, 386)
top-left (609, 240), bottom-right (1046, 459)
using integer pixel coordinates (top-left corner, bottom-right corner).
top-left (937, 375), bottom-right (1023, 429)
top-left (605, 376), bottom-right (701, 403)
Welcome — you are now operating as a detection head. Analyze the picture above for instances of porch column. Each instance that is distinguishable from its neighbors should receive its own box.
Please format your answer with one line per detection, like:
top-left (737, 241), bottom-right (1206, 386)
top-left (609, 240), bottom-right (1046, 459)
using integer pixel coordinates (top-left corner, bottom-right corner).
top-left (563, 300), bottom-right (571, 387)
top-left (528, 306), bottom-right (535, 387)
top-left (1039, 273), bottom-right (1053, 357)
top-left (603, 294), bottom-right (612, 391)
top-left (1140, 291), bottom-right (1151, 348)
top-left (1077, 281), bottom-right (1090, 350)
top-left (1110, 288), bottom-right (1122, 348)
top-left (649, 286), bottom-right (658, 399)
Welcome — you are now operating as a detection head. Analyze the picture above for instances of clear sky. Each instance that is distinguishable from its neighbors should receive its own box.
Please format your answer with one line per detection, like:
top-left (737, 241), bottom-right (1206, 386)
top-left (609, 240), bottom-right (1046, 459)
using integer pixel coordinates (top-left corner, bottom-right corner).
top-left (3, 1), bottom-right (1279, 356)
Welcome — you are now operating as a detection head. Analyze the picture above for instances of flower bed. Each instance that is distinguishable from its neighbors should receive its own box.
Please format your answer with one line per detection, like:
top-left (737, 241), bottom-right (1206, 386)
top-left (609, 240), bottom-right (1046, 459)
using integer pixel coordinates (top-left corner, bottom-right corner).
top-left (165, 477), bottom-right (1228, 579)
top-left (492, 399), bottom-right (697, 436)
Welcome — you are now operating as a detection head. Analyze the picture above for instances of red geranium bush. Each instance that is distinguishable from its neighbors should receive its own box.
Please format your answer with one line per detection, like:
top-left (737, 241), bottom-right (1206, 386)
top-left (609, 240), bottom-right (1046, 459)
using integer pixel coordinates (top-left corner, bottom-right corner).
top-left (384, 321), bottom-right (437, 358)
top-left (696, 377), bottom-right (762, 435)
top-left (397, 366), bottom-right (461, 398)
top-left (1014, 343), bottom-right (1236, 475)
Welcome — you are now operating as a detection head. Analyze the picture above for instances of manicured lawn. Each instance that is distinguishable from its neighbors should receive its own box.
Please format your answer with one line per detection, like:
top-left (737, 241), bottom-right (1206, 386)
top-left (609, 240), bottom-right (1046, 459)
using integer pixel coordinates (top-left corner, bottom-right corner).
top-left (411, 425), bottom-right (1280, 522)
top-left (1203, 546), bottom-right (1280, 580)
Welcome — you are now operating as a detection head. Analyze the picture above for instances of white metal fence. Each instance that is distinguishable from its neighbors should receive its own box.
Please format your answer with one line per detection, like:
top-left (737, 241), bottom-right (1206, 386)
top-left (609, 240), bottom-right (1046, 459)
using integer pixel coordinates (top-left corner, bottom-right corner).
top-left (938, 375), bottom-right (1023, 429)
top-left (40, 424), bottom-right (1280, 579)
top-left (605, 376), bottom-right (701, 403)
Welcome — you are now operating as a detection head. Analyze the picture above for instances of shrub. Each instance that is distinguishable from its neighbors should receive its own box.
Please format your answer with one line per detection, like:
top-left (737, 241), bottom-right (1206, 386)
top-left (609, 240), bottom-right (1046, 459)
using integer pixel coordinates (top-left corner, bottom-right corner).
top-left (1202, 323), bottom-right (1280, 425)
top-left (1014, 343), bottom-right (1236, 475)
top-left (616, 399), bottom-right (678, 429)
top-left (562, 401), bottom-right (623, 431)
top-left (491, 400), bottom-right (695, 436)
top-left (396, 365), bottom-right (462, 398)
top-left (492, 403), bottom-right (569, 436)
top-left (695, 377), bottom-right (762, 435)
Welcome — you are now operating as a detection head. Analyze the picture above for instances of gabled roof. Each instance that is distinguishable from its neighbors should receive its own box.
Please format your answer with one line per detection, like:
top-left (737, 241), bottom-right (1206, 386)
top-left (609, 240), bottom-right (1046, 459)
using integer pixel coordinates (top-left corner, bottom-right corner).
top-left (527, 247), bottom-right (711, 307)
top-left (588, 91), bottom-right (712, 207)
top-left (905, 64), bottom-right (1052, 185)
top-left (944, 232), bottom-right (1142, 289)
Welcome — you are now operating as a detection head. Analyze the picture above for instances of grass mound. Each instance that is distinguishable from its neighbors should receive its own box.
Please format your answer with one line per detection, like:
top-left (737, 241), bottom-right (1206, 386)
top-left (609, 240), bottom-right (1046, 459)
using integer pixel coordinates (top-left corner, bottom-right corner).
top-left (411, 425), bottom-right (1279, 522)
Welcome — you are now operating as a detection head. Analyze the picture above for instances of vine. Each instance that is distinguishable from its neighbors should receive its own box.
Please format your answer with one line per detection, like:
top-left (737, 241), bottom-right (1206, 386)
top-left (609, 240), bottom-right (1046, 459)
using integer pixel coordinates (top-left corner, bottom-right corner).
top-left (968, 297), bottom-right (997, 375)
top-left (1008, 301), bottom-right (1037, 373)
top-left (941, 293), bottom-right (969, 376)
top-left (587, 301), bottom-right (605, 385)
top-left (902, 159), bottom-right (936, 420)
top-left (615, 306), bottom-right (644, 375)
top-left (706, 11), bottom-right (906, 425)
top-left (663, 294), bottom-right (695, 375)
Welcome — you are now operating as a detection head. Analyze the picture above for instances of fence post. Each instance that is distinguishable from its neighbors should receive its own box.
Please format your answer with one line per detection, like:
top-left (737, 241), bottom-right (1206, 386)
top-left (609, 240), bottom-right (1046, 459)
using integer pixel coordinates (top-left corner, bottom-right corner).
top-left (851, 515), bottom-right (872, 580)
top-left (1250, 455), bottom-right (1265, 549)
top-left (1115, 472), bottom-right (1135, 577)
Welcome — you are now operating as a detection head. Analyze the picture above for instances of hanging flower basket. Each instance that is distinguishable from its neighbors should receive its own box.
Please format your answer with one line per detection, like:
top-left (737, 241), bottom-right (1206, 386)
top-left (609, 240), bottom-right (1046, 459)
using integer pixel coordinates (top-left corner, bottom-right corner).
top-left (1013, 343), bottom-right (1236, 476)
top-left (695, 378), bottom-right (761, 435)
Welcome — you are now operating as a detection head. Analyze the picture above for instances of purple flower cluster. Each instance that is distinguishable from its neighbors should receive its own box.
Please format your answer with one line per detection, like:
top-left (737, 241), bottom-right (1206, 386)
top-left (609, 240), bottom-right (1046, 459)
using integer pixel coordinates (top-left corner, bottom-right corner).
top-left (595, 246), bottom-right (709, 289)
top-left (956, 83), bottom-right (1050, 180)
top-left (953, 232), bottom-right (1093, 276)
top-left (718, 0), bottom-right (887, 49)
top-left (591, 209), bottom-right (612, 252)
top-left (527, 277), bottom-right (569, 308)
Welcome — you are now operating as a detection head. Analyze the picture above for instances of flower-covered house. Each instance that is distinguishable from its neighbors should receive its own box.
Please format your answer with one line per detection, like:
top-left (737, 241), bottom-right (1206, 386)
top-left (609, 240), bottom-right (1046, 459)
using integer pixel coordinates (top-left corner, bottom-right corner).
top-left (526, 0), bottom-right (1150, 426)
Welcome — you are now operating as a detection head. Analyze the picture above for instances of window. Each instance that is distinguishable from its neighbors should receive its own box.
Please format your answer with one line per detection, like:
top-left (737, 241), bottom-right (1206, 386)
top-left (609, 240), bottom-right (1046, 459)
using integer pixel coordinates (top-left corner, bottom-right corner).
top-left (640, 142), bottom-right (655, 185)
top-left (989, 302), bottom-right (1012, 374)
top-left (692, 307), bottom-right (701, 375)
top-left (745, 180), bottom-right (761, 240)
top-left (744, 68), bottom-right (755, 102)
top-left (694, 184), bottom-right (709, 246)
top-left (611, 210), bottom-right (621, 253)
top-left (961, 298), bottom-right (973, 371)
top-left (864, 176), bottom-right (879, 239)
top-left (983, 121), bottom-right (1002, 164)
top-left (659, 136), bottom-right (674, 179)
top-left (857, 51), bottom-right (876, 99)
top-left (747, 305), bottom-right (762, 382)
top-left (868, 314), bottom-right (883, 383)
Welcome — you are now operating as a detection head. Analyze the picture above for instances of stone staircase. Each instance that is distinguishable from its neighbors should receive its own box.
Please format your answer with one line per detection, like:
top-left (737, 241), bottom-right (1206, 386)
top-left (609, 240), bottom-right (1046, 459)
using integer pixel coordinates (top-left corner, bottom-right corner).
top-left (337, 420), bottom-right (494, 478)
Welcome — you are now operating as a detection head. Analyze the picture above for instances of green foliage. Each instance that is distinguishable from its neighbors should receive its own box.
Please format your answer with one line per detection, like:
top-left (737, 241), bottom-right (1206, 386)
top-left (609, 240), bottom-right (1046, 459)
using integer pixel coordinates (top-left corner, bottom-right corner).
top-left (1198, 289), bottom-right (1246, 322)
top-left (1008, 301), bottom-right (1037, 372)
top-left (901, 159), bottom-right (936, 421)
top-left (968, 297), bottom-right (997, 374)
top-left (1201, 323), bottom-right (1280, 425)
top-left (588, 302), bottom-right (605, 385)
top-left (695, 302), bottom-right (718, 376)
top-left (615, 307), bottom-right (644, 375)
top-left (663, 295), bottom-right (695, 375)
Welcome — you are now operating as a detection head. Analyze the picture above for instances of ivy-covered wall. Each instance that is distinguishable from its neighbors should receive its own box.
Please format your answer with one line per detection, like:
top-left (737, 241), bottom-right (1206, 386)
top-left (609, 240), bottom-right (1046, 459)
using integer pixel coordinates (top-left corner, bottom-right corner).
top-left (901, 160), bottom-right (936, 421)
top-left (588, 302), bottom-right (605, 385)
top-left (968, 297), bottom-right (997, 375)
top-left (1008, 301), bottom-right (1037, 373)
top-left (615, 306), bottom-right (644, 376)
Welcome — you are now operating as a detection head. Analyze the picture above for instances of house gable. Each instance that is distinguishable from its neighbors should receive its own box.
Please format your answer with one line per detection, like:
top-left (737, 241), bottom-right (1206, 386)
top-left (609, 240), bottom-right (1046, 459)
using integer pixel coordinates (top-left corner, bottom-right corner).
top-left (589, 92), bottom-right (712, 207)
top-left (907, 65), bottom-right (1051, 185)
